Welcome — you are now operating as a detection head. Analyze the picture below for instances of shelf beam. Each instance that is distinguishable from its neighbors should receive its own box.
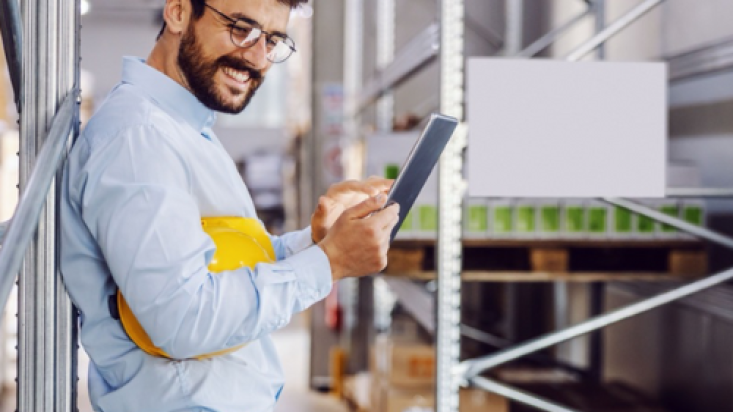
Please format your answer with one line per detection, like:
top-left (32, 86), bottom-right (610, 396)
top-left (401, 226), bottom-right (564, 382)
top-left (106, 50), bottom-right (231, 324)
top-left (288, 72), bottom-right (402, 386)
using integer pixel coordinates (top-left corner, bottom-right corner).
top-left (384, 271), bottom-right (701, 283)
top-left (668, 36), bottom-right (733, 81)
top-left (564, 0), bottom-right (664, 62)
top-left (459, 264), bottom-right (733, 379)
top-left (359, 23), bottom-right (440, 111)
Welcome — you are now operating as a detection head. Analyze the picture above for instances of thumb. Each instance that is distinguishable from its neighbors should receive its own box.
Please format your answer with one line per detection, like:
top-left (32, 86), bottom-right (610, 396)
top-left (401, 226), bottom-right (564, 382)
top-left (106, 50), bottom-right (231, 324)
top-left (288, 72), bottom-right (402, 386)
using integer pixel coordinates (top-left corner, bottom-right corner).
top-left (345, 194), bottom-right (388, 219)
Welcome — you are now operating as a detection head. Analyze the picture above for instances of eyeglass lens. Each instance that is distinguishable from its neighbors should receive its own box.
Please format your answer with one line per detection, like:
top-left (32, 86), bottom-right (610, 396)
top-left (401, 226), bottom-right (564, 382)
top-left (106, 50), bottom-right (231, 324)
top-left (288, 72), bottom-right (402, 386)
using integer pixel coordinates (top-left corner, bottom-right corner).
top-left (230, 25), bottom-right (294, 63)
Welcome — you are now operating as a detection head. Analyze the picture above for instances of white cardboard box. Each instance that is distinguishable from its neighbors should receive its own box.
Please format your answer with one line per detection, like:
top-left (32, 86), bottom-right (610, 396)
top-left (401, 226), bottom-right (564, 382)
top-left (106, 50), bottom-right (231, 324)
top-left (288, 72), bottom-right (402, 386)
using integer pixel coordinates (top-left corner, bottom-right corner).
top-left (467, 58), bottom-right (667, 198)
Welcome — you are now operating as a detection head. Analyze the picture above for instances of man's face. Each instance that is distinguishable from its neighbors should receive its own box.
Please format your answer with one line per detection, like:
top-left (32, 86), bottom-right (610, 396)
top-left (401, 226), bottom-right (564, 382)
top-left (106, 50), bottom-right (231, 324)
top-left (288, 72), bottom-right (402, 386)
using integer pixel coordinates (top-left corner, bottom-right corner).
top-left (177, 0), bottom-right (291, 114)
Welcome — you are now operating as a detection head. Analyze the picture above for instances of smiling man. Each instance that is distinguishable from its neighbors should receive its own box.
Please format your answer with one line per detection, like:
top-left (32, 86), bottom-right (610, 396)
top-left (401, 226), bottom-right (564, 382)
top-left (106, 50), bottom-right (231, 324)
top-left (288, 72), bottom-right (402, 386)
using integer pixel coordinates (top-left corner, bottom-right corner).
top-left (60, 1), bottom-right (399, 411)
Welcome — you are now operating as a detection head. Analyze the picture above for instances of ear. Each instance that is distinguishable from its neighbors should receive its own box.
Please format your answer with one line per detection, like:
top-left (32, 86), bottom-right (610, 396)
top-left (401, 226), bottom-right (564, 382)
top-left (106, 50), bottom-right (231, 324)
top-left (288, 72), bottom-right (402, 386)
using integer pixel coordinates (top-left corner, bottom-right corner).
top-left (162, 0), bottom-right (191, 36)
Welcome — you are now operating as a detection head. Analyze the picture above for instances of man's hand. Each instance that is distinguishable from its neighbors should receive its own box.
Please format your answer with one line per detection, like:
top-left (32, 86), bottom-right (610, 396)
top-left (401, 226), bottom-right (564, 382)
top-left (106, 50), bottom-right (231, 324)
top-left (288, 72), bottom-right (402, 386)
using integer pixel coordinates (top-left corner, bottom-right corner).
top-left (318, 194), bottom-right (400, 281)
top-left (311, 177), bottom-right (393, 243)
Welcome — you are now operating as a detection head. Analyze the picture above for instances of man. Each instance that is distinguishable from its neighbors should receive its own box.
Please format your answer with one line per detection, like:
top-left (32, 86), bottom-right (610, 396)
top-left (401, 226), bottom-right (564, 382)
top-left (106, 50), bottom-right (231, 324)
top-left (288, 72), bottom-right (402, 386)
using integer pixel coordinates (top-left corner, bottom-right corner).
top-left (60, 0), bottom-right (399, 410)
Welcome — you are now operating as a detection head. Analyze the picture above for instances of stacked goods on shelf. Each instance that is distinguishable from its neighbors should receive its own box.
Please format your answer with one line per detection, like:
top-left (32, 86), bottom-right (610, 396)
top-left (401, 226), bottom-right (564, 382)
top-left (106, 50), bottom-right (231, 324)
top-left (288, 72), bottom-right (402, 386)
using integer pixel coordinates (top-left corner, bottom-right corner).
top-left (537, 199), bottom-right (562, 239)
top-left (369, 334), bottom-right (435, 412)
top-left (471, 197), bottom-right (706, 241)
top-left (488, 198), bottom-right (514, 239)
top-left (368, 334), bottom-right (507, 411)
top-left (463, 197), bottom-right (489, 239)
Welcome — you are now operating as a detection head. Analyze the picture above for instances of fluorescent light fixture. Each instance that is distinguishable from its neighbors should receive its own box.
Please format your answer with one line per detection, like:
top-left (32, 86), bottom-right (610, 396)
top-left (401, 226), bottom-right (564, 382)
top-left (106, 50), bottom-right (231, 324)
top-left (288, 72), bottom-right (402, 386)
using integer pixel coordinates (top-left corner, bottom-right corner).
top-left (81, 0), bottom-right (90, 15)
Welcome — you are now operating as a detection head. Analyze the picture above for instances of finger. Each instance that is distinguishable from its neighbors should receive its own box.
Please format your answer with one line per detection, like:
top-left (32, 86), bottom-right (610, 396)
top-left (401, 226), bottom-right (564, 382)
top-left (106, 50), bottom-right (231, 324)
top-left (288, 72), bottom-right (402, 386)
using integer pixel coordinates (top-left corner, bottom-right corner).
top-left (325, 180), bottom-right (361, 196)
top-left (345, 194), bottom-right (389, 219)
top-left (369, 202), bottom-right (400, 228)
top-left (365, 177), bottom-right (394, 193)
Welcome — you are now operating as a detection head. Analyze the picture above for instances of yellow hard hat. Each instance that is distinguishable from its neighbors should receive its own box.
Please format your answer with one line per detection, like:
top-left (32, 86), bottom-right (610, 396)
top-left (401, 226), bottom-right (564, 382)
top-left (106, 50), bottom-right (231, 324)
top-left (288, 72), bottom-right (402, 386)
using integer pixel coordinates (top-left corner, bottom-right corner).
top-left (117, 217), bottom-right (275, 359)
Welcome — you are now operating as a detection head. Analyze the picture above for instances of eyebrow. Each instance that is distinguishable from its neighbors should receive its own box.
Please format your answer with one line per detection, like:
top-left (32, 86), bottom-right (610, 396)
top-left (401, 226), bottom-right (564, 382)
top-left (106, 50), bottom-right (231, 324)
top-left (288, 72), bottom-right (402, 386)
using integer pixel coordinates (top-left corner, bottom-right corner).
top-left (228, 11), bottom-right (288, 38)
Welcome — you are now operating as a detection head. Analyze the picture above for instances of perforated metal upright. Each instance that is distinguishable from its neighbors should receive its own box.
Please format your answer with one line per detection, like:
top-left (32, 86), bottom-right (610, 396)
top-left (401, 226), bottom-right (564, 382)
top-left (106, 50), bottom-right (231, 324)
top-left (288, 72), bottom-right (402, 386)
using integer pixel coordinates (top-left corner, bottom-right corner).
top-left (435, 0), bottom-right (465, 411)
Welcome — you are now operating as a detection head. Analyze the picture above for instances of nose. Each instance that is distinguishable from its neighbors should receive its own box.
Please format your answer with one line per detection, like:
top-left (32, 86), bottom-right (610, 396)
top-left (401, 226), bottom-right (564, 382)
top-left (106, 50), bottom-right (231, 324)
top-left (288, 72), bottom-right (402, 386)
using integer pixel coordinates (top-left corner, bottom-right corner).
top-left (242, 35), bottom-right (270, 71)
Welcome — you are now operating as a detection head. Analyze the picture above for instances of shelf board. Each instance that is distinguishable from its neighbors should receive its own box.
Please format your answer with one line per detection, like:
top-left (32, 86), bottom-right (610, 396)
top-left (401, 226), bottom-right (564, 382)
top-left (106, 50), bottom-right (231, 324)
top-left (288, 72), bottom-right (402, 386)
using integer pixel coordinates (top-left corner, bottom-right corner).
top-left (391, 238), bottom-right (705, 249)
top-left (381, 270), bottom-right (703, 283)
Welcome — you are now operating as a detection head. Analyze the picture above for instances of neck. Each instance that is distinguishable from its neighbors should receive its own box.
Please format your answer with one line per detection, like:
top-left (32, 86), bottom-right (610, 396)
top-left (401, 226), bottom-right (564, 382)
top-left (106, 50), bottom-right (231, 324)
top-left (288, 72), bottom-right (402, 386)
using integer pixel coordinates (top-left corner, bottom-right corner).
top-left (147, 34), bottom-right (189, 92)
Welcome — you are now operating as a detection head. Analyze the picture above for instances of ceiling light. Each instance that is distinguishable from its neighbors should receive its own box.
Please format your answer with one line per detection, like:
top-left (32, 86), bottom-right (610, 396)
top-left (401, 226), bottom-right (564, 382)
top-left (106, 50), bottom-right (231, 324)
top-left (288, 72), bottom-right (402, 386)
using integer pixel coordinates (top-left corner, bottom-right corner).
top-left (81, 0), bottom-right (90, 15)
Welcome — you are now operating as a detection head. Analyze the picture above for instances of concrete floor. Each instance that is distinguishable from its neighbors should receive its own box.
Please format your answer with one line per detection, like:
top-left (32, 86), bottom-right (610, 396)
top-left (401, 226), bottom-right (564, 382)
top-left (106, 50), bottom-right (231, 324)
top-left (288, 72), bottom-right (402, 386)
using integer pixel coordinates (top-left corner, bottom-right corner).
top-left (1, 313), bottom-right (347, 412)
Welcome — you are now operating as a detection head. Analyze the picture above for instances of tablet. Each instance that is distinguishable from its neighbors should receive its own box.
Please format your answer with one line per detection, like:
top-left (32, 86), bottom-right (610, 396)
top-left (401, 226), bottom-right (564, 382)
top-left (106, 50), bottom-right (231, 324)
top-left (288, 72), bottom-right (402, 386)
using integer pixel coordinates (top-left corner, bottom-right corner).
top-left (385, 113), bottom-right (459, 241)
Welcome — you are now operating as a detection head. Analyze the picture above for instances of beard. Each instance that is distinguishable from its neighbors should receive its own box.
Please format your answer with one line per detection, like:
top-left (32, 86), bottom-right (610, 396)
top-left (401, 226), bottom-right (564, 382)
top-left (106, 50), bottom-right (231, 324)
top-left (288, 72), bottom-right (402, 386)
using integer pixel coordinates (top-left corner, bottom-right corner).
top-left (177, 24), bottom-right (264, 114)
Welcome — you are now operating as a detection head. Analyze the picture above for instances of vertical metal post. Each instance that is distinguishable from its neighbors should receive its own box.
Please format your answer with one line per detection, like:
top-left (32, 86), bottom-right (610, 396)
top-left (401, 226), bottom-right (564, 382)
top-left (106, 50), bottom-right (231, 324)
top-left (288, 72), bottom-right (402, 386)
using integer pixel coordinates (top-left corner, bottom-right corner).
top-left (342, 0), bottom-right (365, 374)
top-left (19, 0), bottom-right (40, 408)
top-left (19, 0), bottom-right (78, 411)
top-left (504, 0), bottom-right (524, 55)
top-left (587, 0), bottom-right (606, 383)
top-left (436, 0), bottom-right (465, 411)
top-left (376, 0), bottom-right (395, 131)
top-left (503, 0), bottom-right (525, 348)
top-left (594, 0), bottom-right (606, 59)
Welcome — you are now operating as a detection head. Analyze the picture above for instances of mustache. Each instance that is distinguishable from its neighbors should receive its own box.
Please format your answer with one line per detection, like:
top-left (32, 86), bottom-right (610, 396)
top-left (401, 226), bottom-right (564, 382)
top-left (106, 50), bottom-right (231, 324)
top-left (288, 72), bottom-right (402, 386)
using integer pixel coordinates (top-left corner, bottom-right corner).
top-left (217, 56), bottom-right (263, 81)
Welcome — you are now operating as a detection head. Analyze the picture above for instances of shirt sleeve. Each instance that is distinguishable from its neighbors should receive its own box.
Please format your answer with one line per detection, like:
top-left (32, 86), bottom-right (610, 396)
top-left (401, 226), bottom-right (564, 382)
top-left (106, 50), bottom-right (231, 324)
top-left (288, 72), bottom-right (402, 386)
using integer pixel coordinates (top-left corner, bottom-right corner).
top-left (75, 125), bottom-right (333, 359)
top-left (270, 227), bottom-right (316, 260)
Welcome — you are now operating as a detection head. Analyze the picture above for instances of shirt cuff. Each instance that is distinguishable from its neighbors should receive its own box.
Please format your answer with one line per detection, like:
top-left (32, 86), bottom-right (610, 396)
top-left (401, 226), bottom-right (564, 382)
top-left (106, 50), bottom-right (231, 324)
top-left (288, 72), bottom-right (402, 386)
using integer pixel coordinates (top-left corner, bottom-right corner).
top-left (286, 245), bottom-right (333, 304)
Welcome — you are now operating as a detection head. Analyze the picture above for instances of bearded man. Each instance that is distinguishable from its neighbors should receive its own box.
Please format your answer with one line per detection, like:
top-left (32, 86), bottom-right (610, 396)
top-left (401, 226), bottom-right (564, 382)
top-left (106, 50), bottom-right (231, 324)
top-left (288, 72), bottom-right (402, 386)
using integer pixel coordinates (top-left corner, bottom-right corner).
top-left (60, 1), bottom-right (399, 411)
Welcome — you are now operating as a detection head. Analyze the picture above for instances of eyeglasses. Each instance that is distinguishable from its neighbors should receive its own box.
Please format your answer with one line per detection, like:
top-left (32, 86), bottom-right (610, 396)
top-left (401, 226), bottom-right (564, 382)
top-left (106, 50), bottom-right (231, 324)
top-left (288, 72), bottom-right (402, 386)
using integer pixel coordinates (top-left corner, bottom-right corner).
top-left (204, 3), bottom-right (296, 63)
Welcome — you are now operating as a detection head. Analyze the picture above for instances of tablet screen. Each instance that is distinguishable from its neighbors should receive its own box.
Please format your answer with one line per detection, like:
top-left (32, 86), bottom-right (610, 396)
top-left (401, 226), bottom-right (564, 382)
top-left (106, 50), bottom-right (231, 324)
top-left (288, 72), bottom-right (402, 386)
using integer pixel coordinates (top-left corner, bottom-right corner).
top-left (386, 113), bottom-right (458, 241)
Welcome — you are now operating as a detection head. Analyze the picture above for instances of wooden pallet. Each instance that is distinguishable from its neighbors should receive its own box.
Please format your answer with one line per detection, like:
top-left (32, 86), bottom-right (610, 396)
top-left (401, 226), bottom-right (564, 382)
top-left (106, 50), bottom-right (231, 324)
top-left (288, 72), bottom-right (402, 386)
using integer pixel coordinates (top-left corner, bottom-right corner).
top-left (384, 239), bottom-right (708, 282)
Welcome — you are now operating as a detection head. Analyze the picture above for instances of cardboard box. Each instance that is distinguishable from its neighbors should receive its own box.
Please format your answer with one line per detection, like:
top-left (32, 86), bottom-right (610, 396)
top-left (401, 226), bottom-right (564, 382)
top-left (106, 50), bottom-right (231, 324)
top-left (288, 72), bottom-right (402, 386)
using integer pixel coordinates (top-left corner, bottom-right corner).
top-left (460, 389), bottom-right (509, 412)
top-left (371, 336), bottom-right (435, 387)
top-left (370, 380), bottom-right (508, 412)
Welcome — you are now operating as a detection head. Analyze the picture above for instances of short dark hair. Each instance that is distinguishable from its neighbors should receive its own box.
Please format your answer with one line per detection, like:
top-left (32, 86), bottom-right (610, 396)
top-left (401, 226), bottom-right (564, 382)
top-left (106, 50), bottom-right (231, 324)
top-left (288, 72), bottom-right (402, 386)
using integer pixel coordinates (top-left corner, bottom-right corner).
top-left (156, 0), bottom-right (309, 40)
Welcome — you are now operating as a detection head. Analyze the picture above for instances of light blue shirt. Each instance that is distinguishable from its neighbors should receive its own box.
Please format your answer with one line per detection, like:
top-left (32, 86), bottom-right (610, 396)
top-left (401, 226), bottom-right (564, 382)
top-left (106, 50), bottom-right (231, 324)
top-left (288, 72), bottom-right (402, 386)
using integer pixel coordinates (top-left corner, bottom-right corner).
top-left (60, 57), bottom-right (333, 412)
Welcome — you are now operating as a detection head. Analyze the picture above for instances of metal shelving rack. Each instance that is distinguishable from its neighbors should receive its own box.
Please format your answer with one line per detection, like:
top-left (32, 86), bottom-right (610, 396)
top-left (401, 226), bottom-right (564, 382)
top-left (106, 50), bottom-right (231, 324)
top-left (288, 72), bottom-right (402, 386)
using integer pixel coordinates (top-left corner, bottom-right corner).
top-left (0, 0), bottom-right (80, 411)
top-left (344, 0), bottom-right (733, 411)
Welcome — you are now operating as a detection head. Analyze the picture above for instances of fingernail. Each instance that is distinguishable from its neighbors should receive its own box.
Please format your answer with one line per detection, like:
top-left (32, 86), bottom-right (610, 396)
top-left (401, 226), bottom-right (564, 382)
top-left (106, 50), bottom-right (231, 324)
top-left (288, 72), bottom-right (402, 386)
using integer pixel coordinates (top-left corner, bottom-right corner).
top-left (376, 193), bottom-right (386, 202)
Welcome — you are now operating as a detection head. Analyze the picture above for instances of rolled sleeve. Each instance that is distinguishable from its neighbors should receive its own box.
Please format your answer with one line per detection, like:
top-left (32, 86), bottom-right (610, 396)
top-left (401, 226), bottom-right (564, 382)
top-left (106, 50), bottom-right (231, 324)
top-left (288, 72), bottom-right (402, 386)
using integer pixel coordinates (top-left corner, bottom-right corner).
top-left (271, 227), bottom-right (315, 260)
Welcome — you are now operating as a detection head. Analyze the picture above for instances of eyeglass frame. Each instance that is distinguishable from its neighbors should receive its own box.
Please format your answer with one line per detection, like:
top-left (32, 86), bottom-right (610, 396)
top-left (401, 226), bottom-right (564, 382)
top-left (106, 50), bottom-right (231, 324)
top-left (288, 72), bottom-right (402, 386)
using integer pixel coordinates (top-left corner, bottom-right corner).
top-left (203, 3), bottom-right (297, 63)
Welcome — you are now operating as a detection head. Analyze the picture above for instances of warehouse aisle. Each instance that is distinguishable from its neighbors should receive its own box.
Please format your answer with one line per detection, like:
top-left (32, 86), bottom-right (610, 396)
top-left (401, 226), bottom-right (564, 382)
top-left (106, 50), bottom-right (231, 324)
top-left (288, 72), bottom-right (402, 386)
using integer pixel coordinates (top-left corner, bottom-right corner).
top-left (273, 313), bottom-right (348, 412)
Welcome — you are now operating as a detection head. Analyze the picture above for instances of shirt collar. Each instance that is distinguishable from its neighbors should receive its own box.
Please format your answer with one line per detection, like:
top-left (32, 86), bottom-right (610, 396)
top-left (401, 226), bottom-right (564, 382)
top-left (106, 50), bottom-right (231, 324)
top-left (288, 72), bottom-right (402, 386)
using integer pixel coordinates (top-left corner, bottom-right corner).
top-left (121, 56), bottom-right (217, 133)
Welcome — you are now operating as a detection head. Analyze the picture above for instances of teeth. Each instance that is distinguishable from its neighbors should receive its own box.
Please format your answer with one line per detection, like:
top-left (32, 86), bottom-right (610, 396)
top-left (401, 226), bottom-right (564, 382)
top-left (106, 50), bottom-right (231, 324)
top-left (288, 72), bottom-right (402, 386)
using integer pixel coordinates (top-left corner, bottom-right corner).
top-left (223, 67), bottom-right (250, 83)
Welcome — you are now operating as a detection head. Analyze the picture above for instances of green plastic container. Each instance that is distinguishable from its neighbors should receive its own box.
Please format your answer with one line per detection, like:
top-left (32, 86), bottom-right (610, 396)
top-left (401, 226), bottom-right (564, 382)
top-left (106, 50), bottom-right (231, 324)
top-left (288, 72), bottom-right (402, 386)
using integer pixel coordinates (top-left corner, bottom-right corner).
top-left (659, 203), bottom-right (680, 233)
top-left (490, 201), bottom-right (514, 236)
top-left (539, 202), bottom-right (561, 236)
top-left (613, 206), bottom-right (633, 235)
top-left (418, 205), bottom-right (438, 232)
top-left (515, 203), bottom-right (536, 235)
top-left (384, 163), bottom-right (400, 179)
top-left (587, 202), bottom-right (609, 235)
top-left (563, 204), bottom-right (585, 235)
top-left (465, 203), bottom-right (489, 234)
